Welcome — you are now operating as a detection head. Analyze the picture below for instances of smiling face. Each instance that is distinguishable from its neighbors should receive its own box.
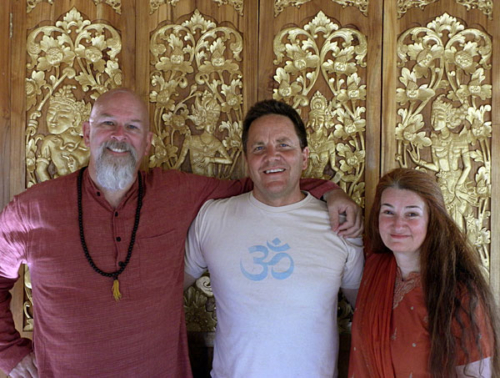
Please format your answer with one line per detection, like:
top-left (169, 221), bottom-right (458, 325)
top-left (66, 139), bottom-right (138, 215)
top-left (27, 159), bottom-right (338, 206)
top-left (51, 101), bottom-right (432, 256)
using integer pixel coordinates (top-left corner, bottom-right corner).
top-left (245, 114), bottom-right (309, 207)
top-left (378, 187), bottom-right (429, 259)
top-left (83, 90), bottom-right (153, 191)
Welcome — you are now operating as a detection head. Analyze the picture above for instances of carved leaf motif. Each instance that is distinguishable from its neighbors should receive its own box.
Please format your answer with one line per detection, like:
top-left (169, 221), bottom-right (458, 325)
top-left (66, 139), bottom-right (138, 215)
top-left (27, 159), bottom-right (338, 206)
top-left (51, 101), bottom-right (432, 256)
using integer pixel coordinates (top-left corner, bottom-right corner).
top-left (27, 0), bottom-right (122, 16)
top-left (27, 0), bottom-right (54, 13)
top-left (25, 7), bottom-right (123, 188)
top-left (149, 10), bottom-right (243, 180)
top-left (273, 11), bottom-right (367, 205)
top-left (397, 0), bottom-right (438, 19)
top-left (274, 0), bottom-right (368, 17)
top-left (184, 286), bottom-right (217, 332)
top-left (150, 0), bottom-right (243, 15)
top-left (92, 0), bottom-right (122, 14)
top-left (456, 0), bottom-right (493, 20)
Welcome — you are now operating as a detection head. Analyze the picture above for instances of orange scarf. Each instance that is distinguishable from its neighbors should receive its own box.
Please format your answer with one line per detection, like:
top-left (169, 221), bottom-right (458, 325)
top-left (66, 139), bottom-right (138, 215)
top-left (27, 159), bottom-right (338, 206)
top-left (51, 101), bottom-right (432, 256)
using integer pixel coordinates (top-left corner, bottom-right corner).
top-left (348, 252), bottom-right (397, 377)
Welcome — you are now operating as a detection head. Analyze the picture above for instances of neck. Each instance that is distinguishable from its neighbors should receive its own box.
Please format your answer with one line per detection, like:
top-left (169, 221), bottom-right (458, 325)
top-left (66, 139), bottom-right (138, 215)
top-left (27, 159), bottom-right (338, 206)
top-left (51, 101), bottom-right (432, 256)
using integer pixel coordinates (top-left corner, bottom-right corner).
top-left (100, 186), bottom-right (131, 208)
top-left (87, 164), bottom-right (137, 208)
top-left (393, 252), bottom-right (420, 280)
top-left (253, 190), bottom-right (306, 207)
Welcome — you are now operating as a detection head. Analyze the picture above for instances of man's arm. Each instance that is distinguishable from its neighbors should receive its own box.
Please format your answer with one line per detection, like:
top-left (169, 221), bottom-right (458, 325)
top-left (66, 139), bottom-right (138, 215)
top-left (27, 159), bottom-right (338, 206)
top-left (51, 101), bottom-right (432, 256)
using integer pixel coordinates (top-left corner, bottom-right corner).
top-left (339, 237), bottom-right (364, 309)
top-left (0, 275), bottom-right (33, 375)
top-left (322, 188), bottom-right (363, 238)
top-left (8, 352), bottom-right (38, 378)
top-left (173, 171), bottom-right (362, 238)
top-left (194, 173), bottom-right (363, 237)
top-left (183, 200), bottom-right (212, 292)
top-left (0, 200), bottom-right (34, 375)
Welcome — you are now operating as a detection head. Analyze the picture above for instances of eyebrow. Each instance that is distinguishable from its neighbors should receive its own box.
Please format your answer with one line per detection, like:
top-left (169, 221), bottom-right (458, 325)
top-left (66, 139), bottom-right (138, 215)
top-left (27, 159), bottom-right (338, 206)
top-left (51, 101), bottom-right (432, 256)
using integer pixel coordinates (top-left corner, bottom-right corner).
top-left (381, 203), bottom-right (424, 209)
top-left (251, 137), bottom-right (294, 144)
top-left (99, 114), bottom-right (144, 124)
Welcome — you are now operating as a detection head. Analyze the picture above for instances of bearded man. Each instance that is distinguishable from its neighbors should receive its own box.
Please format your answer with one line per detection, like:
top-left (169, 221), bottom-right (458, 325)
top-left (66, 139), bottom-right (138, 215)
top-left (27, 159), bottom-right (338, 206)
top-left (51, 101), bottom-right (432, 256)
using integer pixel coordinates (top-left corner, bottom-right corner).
top-left (0, 89), bottom-right (362, 377)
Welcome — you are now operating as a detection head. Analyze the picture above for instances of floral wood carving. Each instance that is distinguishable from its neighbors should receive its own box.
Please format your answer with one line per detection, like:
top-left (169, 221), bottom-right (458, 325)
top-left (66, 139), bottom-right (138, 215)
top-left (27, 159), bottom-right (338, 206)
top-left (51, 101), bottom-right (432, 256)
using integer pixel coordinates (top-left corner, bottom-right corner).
top-left (27, 0), bottom-right (122, 14)
top-left (213, 0), bottom-right (244, 16)
top-left (395, 13), bottom-right (492, 270)
top-left (184, 276), bottom-right (217, 332)
top-left (149, 9), bottom-right (244, 179)
top-left (397, 0), bottom-right (438, 19)
top-left (93, 0), bottom-right (122, 15)
top-left (273, 10), bottom-right (367, 208)
top-left (150, 0), bottom-right (182, 14)
top-left (150, 0), bottom-right (243, 15)
top-left (27, 0), bottom-right (54, 13)
top-left (274, 0), bottom-right (368, 17)
top-left (274, 0), bottom-right (311, 17)
top-left (25, 7), bottom-right (123, 188)
top-left (456, 0), bottom-right (493, 20)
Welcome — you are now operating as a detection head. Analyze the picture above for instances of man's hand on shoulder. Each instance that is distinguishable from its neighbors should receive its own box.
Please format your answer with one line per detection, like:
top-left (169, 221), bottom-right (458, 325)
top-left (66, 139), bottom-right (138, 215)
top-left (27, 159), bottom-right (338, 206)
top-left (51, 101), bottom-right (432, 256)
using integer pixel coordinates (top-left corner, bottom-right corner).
top-left (9, 352), bottom-right (38, 378)
top-left (324, 188), bottom-right (363, 238)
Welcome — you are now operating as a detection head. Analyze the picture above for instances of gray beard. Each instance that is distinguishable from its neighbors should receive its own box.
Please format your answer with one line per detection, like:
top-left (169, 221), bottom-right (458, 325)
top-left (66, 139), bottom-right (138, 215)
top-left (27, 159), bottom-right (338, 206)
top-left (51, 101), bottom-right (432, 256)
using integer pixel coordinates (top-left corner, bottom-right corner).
top-left (95, 140), bottom-right (138, 191)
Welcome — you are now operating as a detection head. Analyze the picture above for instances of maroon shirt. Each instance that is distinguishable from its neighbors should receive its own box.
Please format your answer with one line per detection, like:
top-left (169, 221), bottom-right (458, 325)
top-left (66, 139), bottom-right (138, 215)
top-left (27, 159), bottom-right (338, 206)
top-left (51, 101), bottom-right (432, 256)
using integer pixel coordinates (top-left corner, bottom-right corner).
top-left (0, 168), bottom-right (336, 377)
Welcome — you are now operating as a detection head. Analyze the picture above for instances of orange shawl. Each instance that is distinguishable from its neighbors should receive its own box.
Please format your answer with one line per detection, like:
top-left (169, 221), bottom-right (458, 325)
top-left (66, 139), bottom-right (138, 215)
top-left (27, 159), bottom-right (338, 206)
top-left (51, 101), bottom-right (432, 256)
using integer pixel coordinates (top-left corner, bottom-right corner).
top-left (348, 252), bottom-right (397, 377)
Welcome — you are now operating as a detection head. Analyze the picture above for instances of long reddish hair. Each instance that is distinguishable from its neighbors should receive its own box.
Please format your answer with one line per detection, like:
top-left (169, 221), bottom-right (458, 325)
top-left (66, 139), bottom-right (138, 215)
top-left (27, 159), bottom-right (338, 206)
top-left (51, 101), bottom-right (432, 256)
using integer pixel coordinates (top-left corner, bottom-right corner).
top-left (367, 168), bottom-right (499, 377)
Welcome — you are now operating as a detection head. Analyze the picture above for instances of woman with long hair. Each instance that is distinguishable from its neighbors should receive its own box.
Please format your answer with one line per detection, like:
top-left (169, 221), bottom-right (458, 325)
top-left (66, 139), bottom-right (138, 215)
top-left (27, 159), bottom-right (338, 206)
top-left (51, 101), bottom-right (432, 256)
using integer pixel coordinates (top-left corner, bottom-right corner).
top-left (349, 168), bottom-right (498, 377)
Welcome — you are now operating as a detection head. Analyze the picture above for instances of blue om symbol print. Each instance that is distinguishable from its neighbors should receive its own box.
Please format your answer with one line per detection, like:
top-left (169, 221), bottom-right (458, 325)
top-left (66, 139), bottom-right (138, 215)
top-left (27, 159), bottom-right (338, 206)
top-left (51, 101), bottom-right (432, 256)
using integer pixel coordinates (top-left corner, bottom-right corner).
top-left (240, 238), bottom-right (294, 281)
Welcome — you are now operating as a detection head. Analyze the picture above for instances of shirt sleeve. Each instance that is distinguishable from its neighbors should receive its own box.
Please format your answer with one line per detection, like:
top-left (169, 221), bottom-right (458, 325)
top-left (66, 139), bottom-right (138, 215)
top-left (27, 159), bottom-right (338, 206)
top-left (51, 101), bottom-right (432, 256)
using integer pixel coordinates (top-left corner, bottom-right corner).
top-left (340, 237), bottom-right (364, 290)
top-left (299, 178), bottom-right (339, 199)
top-left (0, 198), bottom-right (34, 374)
top-left (184, 200), bottom-right (212, 279)
top-left (456, 357), bottom-right (492, 378)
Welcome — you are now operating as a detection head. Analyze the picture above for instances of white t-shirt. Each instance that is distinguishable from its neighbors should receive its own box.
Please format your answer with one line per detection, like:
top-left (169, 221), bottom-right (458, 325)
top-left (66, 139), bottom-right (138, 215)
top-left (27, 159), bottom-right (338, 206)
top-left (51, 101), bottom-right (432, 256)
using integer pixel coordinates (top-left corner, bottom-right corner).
top-left (185, 192), bottom-right (364, 378)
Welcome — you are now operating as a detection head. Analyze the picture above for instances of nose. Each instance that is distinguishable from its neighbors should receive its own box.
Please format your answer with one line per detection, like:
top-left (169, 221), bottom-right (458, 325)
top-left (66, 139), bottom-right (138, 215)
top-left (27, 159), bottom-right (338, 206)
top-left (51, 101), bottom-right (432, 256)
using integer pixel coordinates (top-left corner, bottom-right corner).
top-left (265, 145), bottom-right (281, 161)
top-left (111, 125), bottom-right (127, 141)
top-left (392, 215), bottom-right (406, 230)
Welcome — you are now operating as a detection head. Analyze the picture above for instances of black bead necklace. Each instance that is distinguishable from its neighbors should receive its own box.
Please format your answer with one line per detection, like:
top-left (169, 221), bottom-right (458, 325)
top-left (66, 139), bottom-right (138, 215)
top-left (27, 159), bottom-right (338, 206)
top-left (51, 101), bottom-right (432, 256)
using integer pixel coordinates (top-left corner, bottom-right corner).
top-left (77, 167), bottom-right (143, 301)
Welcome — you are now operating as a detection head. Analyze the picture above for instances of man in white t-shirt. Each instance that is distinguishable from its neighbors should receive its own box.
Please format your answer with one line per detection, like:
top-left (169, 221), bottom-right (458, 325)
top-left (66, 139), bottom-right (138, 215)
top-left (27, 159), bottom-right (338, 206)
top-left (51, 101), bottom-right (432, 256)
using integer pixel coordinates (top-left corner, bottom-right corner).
top-left (184, 100), bottom-right (364, 378)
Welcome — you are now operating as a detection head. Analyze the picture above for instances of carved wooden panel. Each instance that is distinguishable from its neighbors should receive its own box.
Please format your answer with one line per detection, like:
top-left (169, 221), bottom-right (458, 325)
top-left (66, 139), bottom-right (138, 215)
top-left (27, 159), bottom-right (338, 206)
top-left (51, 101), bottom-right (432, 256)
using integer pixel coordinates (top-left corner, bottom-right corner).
top-left (137, 1), bottom-right (258, 182)
top-left (259, 0), bottom-right (382, 213)
top-left (147, 9), bottom-right (246, 179)
top-left (9, 0), bottom-right (137, 339)
top-left (25, 8), bottom-right (123, 187)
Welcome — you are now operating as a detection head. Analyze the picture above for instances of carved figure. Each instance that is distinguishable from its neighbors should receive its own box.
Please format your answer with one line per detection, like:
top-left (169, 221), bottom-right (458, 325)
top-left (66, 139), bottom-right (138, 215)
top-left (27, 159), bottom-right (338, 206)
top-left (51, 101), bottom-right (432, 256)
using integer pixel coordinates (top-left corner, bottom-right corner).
top-left (174, 93), bottom-right (232, 177)
top-left (304, 93), bottom-right (336, 179)
top-left (409, 96), bottom-right (477, 230)
top-left (36, 87), bottom-right (91, 182)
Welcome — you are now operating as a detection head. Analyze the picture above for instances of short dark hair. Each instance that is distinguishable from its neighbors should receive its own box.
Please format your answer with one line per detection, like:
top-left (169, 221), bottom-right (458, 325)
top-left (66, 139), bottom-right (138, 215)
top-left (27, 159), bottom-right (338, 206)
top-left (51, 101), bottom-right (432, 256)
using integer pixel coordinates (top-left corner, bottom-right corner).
top-left (242, 100), bottom-right (308, 153)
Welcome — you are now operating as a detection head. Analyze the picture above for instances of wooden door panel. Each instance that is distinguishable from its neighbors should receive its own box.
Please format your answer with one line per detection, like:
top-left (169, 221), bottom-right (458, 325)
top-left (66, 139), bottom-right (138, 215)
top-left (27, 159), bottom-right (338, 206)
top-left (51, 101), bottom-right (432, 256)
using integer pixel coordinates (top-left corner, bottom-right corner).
top-left (138, 1), bottom-right (258, 180)
top-left (9, 0), bottom-right (136, 341)
top-left (12, 0), bottom-right (136, 190)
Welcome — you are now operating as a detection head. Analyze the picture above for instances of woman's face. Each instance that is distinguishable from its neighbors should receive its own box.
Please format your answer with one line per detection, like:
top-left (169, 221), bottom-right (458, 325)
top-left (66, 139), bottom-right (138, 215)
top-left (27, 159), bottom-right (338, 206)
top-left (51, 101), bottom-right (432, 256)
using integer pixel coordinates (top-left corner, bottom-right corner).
top-left (378, 187), bottom-right (429, 257)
